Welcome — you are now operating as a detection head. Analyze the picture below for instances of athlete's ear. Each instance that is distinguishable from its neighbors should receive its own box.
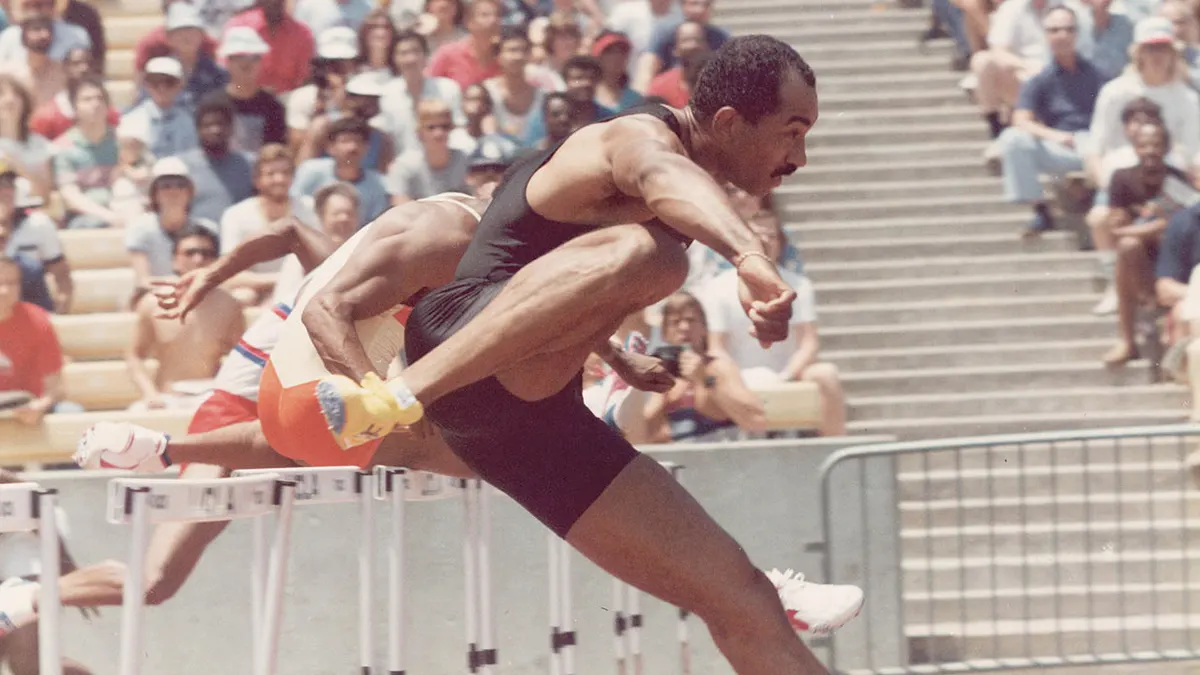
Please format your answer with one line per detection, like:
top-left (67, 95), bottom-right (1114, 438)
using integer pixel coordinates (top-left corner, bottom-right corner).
top-left (709, 106), bottom-right (740, 141)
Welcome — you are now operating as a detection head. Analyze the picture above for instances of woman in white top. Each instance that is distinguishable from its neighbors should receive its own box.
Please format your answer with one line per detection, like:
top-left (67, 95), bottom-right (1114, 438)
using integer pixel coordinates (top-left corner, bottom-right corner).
top-left (0, 75), bottom-right (51, 200)
top-left (483, 26), bottom-right (545, 140)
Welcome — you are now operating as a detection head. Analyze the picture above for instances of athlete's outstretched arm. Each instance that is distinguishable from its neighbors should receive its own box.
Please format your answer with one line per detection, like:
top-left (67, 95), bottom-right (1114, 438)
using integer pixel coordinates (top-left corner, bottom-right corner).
top-left (154, 217), bottom-right (339, 321)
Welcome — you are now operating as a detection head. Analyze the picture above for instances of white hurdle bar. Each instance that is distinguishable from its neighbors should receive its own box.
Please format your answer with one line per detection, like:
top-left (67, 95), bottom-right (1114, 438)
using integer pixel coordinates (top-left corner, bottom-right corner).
top-left (107, 473), bottom-right (295, 675)
top-left (612, 461), bottom-right (690, 675)
top-left (0, 483), bottom-right (62, 675)
top-left (233, 466), bottom-right (374, 673)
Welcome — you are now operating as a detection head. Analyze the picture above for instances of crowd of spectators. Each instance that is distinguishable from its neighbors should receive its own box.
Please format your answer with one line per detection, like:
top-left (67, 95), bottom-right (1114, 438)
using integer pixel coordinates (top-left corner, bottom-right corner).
top-left (927, 0), bottom-right (1200, 377)
top-left (0, 0), bottom-right (846, 442)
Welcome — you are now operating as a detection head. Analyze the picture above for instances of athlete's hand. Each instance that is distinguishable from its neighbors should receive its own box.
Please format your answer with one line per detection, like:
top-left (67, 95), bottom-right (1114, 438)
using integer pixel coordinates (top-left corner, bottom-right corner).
top-left (152, 268), bottom-right (217, 322)
top-left (735, 254), bottom-right (795, 347)
top-left (609, 350), bottom-right (675, 393)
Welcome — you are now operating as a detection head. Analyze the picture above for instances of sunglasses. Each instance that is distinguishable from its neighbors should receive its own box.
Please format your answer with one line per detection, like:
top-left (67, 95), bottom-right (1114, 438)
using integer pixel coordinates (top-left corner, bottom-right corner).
top-left (179, 247), bottom-right (218, 259)
top-left (145, 77), bottom-right (181, 89)
top-left (156, 178), bottom-right (191, 190)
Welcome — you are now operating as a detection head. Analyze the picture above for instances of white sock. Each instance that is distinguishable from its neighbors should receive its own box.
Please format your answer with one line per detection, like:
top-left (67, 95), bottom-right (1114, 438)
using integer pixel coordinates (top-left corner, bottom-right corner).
top-left (386, 377), bottom-right (420, 408)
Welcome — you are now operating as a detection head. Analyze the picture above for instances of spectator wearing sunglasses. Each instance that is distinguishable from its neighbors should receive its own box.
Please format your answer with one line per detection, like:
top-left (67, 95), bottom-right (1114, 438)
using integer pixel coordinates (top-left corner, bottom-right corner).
top-left (385, 97), bottom-right (469, 205)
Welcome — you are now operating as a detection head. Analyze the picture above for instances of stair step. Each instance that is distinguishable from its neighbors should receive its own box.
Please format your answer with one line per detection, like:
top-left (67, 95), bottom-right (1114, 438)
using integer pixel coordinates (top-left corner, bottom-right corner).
top-left (782, 194), bottom-right (1021, 221)
top-left (821, 293), bottom-right (1101, 328)
top-left (808, 121), bottom-right (988, 148)
top-left (798, 155), bottom-right (989, 184)
top-left (720, 8), bottom-right (928, 29)
top-left (798, 55), bottom-right (955, 77)
top-left (782, 176), bottom-right (1000, 203)
top-left (805, 252), bottom-right (1096, 282)
top-left (718, 0), bottom-right (900, 12)
top-left (815, 70), bottom-right (967, 96)
top-left (839, 361), bottom-right (1153, 397)
top-left (749, 21), bottom-right (932, 44)
top-left (848, 409), bottom-right (1186, 440)
top-left (811, 86), bottom-right (967, 111)
top-left (851, 385), bottom-right (1188, 420)
top-left (824, 339), bottom-right (1117, 371)
top-left (798, 232), bottom-right (1074, 263)
top-left (807, 140), bottom-right (988, 164)
top-left (789, 212), bottom-right (1027, 242)
top-left (816, 271), bottom-right (1098, 304)
top-left (899, 489), bottom-right (1200, 530)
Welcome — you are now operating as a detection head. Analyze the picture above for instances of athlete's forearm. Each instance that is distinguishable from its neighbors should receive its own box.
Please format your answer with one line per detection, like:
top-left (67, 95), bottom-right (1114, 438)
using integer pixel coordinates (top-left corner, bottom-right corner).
top-left (163, 420), bottom-right (296, 470)
top-left (303, 294), bottom-right (381, 381)
top-left (211, 219), bottom-right (337, 287)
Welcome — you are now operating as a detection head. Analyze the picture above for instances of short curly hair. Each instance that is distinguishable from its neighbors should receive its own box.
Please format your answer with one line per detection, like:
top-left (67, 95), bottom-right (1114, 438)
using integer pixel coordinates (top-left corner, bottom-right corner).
top-left (690, 35), bottom-right (815, 124)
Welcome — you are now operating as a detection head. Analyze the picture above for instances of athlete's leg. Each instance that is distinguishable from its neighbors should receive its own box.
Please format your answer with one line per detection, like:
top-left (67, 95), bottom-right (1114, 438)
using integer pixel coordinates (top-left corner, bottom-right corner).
top-left (4, 623), bottom-right (93, 675)
top-left (161, 421), bottom-right (298, 470)
top-left (567, 455), bottom-right (827, 675)
top-left (368, 422), bottom-right (476, 478)
top-left (400, 223), bottom-right (689, 404)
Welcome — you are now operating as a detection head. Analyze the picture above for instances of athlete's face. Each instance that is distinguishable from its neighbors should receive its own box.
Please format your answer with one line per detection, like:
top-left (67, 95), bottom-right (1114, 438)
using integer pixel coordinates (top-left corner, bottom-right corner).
top-left (714, 69), bottom-right (817, 197)
top-left (320, 193), bottom-right (359, 242)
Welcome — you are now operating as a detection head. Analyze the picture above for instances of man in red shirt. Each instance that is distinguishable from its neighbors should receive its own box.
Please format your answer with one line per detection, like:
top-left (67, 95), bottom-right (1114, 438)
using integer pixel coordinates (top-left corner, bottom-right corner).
top-left (223, 0), bottom-right (314, 95)
top-left (0, 256), bottom-right (80, 425)
top-left (427, 0), bottom-right (501, 89)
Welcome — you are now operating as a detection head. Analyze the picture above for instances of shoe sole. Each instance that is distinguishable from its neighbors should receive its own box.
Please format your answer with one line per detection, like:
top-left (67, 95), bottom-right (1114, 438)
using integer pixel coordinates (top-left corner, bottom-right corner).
top-left (804, 594), bottom-right (866, 637)
top-left (315, 380), bottom-right (347, 434)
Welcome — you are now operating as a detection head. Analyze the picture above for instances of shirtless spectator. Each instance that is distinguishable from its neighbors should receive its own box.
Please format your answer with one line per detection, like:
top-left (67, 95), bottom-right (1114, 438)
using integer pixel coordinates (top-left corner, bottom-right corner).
top-left (291, 116), bottom-right (389, 226)
top-left (29, 47), bottom-right (117, 142)
top-left (53, 75), bottom-right (121, 230)
top-left (126, 224), bottom-right (243, 411)
top-left (124, 157), bottom-right (221, 301)
top-left (220, 144), bottom-right (318, 305)
top-left (0, 256), bottom-right (83, 424)
top-left (699, 209), bottom-right (847, 437)
top-left (123, 57), bottom-right (200, 159)
top-left (178, 93), bottom-right (256, 223)
top-left (1099, 120), bottom-right (1198, 366)
top-left (427, 0), bottom-right (503, 88)
top-left (0, 171), bottom-right (71, 313)
top-left (387, 99), bottom-right (469, 205)
top-left (646, 26), bottom-right (712, 107)
top-left (633, 0), bottom-right (728, 92)
top-left (0, 15), bottom-right (66, 108)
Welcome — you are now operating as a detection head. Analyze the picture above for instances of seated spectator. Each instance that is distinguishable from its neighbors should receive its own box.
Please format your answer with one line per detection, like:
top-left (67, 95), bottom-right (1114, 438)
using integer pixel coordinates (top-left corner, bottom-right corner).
top-left (529, 90), bottom-right (573, 150)
top-left (381, 30), bottom-right (464, 155)
top-left (634, 0), bottom-right (728, 92)
top-left (1161, 0), bottom-right (1200, 88)
top-left (0, 16), bottom-right (65, 107)
top-left (484, 26), bottom-right (547, 140)
top-left (523, 55), bottom-right (614, 145)
top-left (416, 0), bottom-right (467, 53)
top-left (448, 82), bottom-right (520, 155)
top-left (1088, 0), bottom-right (1135, 80)
top-left (0, 75), bottom-right (51, 198)
top-left (285, 29), bottom-right (359, 148)
top-left (357, 9), bottom-right (398, 79)
top-left (215, 26), bottom-right (286, 154)
top-left (464, 136), bottom-right (511, 198)
top-left (387, 99), bottom-right (468, 204)
top-left (641, 292), bottom-right (766, 442)
top-left (1100, 120), bottom-right (1199, 365)
top-left (534, 11), bottom-right (580, 87)
top-left (291, 116), bottom-right (389, 226)
top-left (606, 0), bottom-right (681, 80)
top-left (123, 57), bottom-right (200, 159)
top-left (294, 0), bottom-right (373, 37)
top-left (302, 72), bottom-right (394, 172)
top-left (224, 0), bottom-right (315, 95)
top-left (220, 143), bottom-right (318, 304)
top-left (124, 157), bottom-right (220, 298)
top-left (592, 31), bottom-right (641, 111)
top-left (926, 0), bottom-right (972, 71)
top-left (110, 114), bottom-right (155, 222)
top-left (29, 46), bottom-right (117, 141)
top-left (997, 7), bottom-right (1105, 238)
top-left (53, 75), bottom-right (121, 229)
top-left (139, 2), bottom-right (228, 110)
top-left (178, 92), bottom-right (256, 222)
top-left (133, 0), bottom-right (218, 93)
top-left (646, 28), bottom-right (711, 107)
top-left (427, 0), bottom-right (503, 88)
top-left (126, 223), bottom-right (243, 411)
top-left (0, 256), bottom-right (83, 425)
top-left (698, 211), bottom-right (846, 437)
top-left (0, 173), bottom-right (70, 312)
top-left (270, 180), bottom-right (358, 301)
top-left (0, 0), bottom-right (90, 64)
top-left (970, 0), bottom-right (1094, 141)
top-left (1155, 200), bottom-right (1200, 356)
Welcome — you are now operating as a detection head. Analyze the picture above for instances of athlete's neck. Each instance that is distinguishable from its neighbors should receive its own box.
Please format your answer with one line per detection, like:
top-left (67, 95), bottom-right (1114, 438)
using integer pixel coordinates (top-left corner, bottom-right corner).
top-left (676, 106), bottom-right (724, 181)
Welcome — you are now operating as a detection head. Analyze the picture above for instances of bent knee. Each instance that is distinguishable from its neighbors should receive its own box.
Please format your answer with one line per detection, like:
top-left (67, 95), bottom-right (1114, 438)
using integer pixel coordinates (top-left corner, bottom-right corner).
top-left (802, 362), bottom-right (841, 386)
top-left (611, 224), bottom-right (689, 298)
top-left (1117, 236), bottom-right (1144, 255)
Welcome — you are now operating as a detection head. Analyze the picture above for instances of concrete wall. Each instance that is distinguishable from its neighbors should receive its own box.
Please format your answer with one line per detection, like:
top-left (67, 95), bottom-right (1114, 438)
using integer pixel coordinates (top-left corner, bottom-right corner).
top-left (28, 435), bottom-right (897, 675)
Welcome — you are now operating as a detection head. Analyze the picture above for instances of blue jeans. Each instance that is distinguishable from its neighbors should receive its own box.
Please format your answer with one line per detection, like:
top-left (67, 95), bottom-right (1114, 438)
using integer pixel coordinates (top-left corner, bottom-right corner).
top-left (1000, 128), bottom-right (1088, 203)
top-left (66, 213), bottom-right (110, 229)
top-left (932, 0), bottom-right (971, 58)
top-left (13, 254), bottom-right (53, 312)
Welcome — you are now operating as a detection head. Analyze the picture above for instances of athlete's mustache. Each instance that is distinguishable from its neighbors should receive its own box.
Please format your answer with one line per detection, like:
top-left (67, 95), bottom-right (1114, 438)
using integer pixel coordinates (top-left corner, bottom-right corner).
top-left (772, 164), bottom-right (798, 178)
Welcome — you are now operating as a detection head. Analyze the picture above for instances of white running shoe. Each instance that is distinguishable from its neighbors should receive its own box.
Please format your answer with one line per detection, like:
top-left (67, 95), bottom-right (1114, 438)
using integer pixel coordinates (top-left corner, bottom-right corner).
top-left (597, 332), bottom-right (648, 431)
top-left (767, 568), bottom-right (864, 636)
top-left (74, 422), bottom-right (170, 473)
top-left (0, 578), bottom-right (38, 637)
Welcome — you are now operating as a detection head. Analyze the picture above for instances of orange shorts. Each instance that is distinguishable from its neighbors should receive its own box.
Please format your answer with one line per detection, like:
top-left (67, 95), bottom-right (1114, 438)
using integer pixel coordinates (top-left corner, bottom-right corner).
top-left (183, 390), bottom-right (260, 471)
top-left (258, 360), bottom-right (382, 468)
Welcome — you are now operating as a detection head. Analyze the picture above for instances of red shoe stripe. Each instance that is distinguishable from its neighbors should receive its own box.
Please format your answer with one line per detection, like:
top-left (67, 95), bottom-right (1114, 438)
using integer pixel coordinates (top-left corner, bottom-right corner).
top-left (786, 609), bottom-right (809, 632)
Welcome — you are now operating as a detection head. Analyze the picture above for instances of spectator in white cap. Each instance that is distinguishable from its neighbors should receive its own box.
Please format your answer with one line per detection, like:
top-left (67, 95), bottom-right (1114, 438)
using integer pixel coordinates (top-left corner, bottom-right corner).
top-left (157, 1), bottom-right (228, 110)
top-left (0, 15), bottom-right (66, 108)
top-left (386, 97), bottom-right (469, 204)
top-left (223, 0), bottom-right (315, 94)
top-left (124, 156), bottom-right (220, 294)
top-left (123, 56), bottom-right (200, 159)
top-left (54, 74), bottom-right (121, 229)
top-left (213, 25), bottom-right (286, 154)
top-left (381, 29), bottom-right (464, 155)
top-left (294, 0), bottom-right (373, 38)
top-left (299, 70), bottom-right (394, 172)
top-left (0, 0), bottom-right (90, 64)
top-left (285, 25), bottom-right (359, 148)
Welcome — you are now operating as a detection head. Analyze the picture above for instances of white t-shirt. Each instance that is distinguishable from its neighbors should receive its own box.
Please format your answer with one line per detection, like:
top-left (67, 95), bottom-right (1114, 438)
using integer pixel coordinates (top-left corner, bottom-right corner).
top-left (1089, 73), bottom-right (1200, 166)
top-left (698, 267), bottom-right (817, 373)
top-left (380, 76), bottom-right (464, 154)
top-left (0, 135), bottom-right (52, 175)
top-left (3, 211), bottom-right (62, 263)
top-left (219, 196), bottom-right (319, 274)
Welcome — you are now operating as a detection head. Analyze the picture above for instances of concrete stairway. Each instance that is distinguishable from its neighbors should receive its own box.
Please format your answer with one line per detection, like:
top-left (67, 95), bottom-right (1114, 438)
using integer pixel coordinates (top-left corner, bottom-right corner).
top-left (716, 0), bottom-right (1190, 442)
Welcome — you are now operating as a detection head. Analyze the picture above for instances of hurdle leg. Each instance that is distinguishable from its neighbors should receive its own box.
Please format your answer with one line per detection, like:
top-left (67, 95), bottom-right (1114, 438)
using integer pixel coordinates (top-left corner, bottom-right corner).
top-left (118, 487), bottom-right (151, 675)
top-left (558, 537), bottom-right (575, 675)
top-left (387, 469), bottom-right (406, 675)
top-left (358, 471), bottom-right (376, 675)
top-left (251, 510), bottom-right (270, 655)
top-left (478, 481), bottom-right (496, 675)
top-left (626, 584), bottom-right (642, 675)
top-left (547, 533), bottom-right (561, 675)
top-left (666, 464), bottom-right (692, 675)
top-left (255, 481), bottom-right (297, 675)
top-left (612, 579), bottom-right (626, 675)
top-left (463, 480), bottom-right (479, 674)
top-left (37, 489), bottom-right (62, 675)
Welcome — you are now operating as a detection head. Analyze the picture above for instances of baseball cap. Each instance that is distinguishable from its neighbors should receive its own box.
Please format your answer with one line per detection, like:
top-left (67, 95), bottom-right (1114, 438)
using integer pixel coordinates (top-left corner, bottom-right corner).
top-left (151, 156), bottom-right (191, 180)
top-left (1135, 17), bottom-right (1176, 47)
top-left (591, 31), bottom-right (631, 58)
top-left (144, 56), bottom-right (184, 79)
top-left (468, 138), bottom-right (512, 171)
top-left (219, 25), bottom-right (271, 58)
top-left (346, 72), bottom-right (386, 97)
top-left (317, 26), bottom-right (359, 60)
top-left (165, 2), bottom-right (204, 31)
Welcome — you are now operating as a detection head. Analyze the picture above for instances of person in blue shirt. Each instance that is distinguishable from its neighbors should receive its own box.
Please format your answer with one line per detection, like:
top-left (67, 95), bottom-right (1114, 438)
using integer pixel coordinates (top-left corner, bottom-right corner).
top-left (998, 5), bottom-right (1106, 236)
top-left (1087, 0), bottom-right (1134, 81)
top-left (291, 115), bottom-right (389, 227)
top-left (521, 55), bottom-right (615, 147)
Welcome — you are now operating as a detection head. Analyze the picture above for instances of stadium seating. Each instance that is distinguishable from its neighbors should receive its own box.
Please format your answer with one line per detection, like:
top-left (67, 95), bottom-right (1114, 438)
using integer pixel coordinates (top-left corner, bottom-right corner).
top-left (0, 409), bottom-right (190, 465)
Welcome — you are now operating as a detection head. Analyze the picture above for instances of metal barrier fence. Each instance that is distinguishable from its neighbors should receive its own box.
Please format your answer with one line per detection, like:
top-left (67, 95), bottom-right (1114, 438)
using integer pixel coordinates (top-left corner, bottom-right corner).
top-left (814, 424), bottom-right (1200, 675)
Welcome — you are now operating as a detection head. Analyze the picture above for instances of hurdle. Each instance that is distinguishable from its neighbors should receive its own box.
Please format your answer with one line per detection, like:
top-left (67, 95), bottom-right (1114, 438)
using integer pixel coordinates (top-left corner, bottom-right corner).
top-left (0, 483), bottom-right (61, 675)
top-left (106, 473), bottom-right (295, 675)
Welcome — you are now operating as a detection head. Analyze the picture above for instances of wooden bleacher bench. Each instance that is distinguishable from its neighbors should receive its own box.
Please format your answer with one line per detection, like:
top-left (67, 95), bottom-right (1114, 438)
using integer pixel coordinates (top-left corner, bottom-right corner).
top-left (70, 268), bottom-right (134, 314)
top-left (52, 307), bottom-right (262, 361)
top-left (60, 229), bottom-right (130, 271)
top-left (751, 381), bottom-right (822, 432)
top-left (63, 359), bottom-right (158, 410)
top-left (0, 409), bottom-right (191, 466)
